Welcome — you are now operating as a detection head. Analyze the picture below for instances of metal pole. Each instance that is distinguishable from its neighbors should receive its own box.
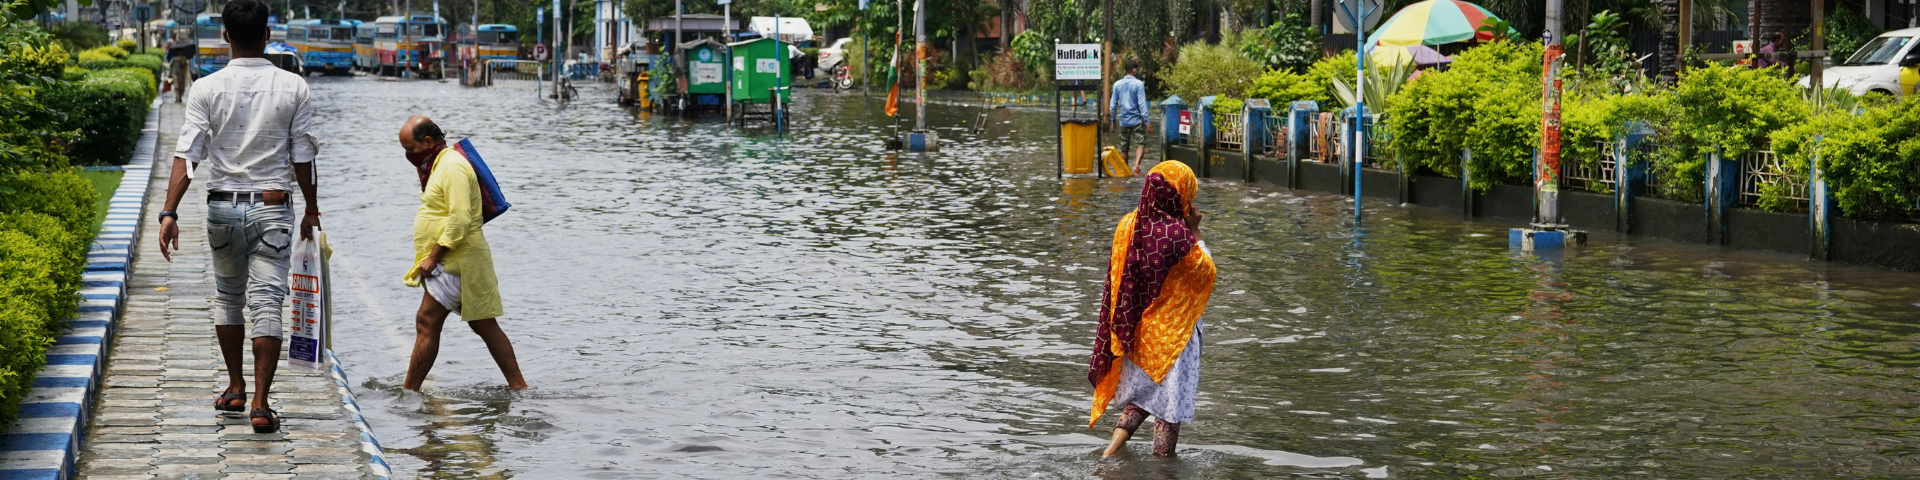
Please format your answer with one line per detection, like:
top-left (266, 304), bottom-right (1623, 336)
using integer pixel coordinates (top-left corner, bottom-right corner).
top-left (1350, 0), bottom-right (1367, 222)
top-left (912, 0), bottom-right (925, 132)
top-left (1538, 0), bottom-right (1564, 226)
top-left (1101, 0), bottom-right (1111, 130)
top-left (724, 2), bottom-right (730, 122)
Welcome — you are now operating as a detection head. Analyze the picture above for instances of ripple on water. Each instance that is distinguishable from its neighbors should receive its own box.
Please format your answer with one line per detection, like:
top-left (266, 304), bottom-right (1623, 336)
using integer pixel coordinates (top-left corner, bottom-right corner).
top-left (309, 78), bottom-right (1920, 478)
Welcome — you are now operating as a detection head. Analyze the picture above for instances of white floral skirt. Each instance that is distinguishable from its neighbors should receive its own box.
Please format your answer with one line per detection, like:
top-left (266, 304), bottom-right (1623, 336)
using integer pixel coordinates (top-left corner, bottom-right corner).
top-left (1112, 318), bottom-right (1202, 424)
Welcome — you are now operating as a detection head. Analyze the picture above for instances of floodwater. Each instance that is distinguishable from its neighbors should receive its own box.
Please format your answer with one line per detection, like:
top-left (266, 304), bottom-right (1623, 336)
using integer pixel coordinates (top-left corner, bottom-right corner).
top-left (309, 77), bottom-right (1920, 479)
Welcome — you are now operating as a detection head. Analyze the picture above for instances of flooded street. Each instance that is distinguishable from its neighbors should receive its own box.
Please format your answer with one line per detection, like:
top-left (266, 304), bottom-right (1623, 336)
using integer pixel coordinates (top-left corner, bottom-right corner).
top-left (308, 77), bottom-right (1920, 479)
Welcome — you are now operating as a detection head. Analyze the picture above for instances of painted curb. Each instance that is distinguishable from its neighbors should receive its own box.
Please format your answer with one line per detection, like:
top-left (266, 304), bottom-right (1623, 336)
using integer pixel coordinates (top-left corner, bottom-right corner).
top-left (0, 98), bottom-right (393, 480)
top-left (326, 350), bottom-right (394, 480)
top-left (0, 97), bottom-right (159, 480)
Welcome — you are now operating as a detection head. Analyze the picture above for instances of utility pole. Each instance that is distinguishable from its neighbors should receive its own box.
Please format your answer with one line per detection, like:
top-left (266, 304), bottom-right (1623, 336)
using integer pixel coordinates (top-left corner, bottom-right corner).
top-left (1537, 0), bottom-right (1563, 228)
top-left (1512, 0), bottom-right (1585, 251)
top-left (912, 0), bottom-right (925, 133)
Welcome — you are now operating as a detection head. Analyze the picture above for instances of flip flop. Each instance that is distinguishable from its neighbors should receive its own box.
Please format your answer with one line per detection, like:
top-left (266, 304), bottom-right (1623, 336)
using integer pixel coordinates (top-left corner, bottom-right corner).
top-left (214, 390), bottom-right (246, 412)
top-left (249, 408), bottom-right (280, 434)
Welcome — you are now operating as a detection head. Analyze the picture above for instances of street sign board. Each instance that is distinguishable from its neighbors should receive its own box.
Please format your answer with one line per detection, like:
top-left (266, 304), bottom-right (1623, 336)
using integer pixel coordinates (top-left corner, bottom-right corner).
top-left (133, 4), bottom-right (152, 23)
top-left (533, 43), bottom-right (549, 61)
top-left (1053, 43), bottom-right (1102, 80)
top-left (1332, 0), bottom-right (1382, 35)
top-left (1178, 111), bottom-right (1192, 135)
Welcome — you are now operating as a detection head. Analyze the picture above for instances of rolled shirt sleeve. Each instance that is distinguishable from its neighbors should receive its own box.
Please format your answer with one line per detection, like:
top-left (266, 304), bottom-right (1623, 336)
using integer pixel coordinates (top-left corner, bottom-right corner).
top-left (289, 85), bottom-right (317, 164)
top-left (174, 86), bottom-right (210, 163)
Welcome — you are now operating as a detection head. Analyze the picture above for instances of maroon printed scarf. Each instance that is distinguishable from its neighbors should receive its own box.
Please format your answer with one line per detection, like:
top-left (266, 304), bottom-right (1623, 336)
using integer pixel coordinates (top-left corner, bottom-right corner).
top-left (1088, 171), bottom-right (1197, 385)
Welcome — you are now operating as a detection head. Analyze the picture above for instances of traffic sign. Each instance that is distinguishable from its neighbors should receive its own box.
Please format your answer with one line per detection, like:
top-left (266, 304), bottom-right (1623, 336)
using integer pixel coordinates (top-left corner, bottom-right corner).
top-left (1332, 0), bottom-right (1382, 35)
top-left (133, 4), bottom-right (152, 23)
top-left (533, 43), bottom-right (549, 62)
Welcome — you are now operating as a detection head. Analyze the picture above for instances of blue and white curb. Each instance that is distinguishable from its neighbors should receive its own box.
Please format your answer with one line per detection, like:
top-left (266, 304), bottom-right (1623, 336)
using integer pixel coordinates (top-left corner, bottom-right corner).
top-left (326, 350), bottom-right (393, 480)
top-left (0, 98), bottom-right (160, 480)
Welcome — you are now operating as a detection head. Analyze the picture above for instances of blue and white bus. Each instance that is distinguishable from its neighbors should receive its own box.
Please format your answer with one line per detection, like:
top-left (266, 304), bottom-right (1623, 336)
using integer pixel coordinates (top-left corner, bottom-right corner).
top-left (193, 13), bottom-right (228, 76)
top-left (287, 18), bottom-right (358, 75)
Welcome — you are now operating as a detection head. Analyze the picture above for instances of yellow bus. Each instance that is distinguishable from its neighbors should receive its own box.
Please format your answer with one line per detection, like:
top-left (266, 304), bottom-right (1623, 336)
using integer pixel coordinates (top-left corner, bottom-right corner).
top-left (287, 18), bottom-right (357, 75)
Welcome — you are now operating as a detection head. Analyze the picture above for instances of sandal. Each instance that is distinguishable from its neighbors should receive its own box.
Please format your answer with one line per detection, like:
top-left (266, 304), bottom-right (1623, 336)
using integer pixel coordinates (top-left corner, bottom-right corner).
top-left (214, 389), bottom-right (246, 412)
top-left (249, 408), bottom-right (281, 433)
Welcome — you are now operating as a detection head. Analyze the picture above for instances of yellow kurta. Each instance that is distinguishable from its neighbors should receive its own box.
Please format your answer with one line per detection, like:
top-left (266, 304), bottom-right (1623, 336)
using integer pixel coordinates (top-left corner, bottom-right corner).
top-left (402, 147), bottom-right (504, 320)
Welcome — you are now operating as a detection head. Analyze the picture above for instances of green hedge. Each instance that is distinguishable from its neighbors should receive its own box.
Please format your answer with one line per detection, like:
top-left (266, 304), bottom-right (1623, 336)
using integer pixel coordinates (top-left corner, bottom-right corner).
top-left (1772, 97), bottom-right (1920, 220)
top-left (42, 68), bottom-right (155, 166)
top-left (1385, 41), bottom-right (1542, 190)
top-left (76, 53), bottom-right (163, 84)
top-left (0, 169), bottom-right (97, 422)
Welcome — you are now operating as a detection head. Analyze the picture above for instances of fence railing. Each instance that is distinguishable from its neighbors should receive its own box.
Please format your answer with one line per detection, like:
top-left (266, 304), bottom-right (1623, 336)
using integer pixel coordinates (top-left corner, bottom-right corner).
top-left (1739, 149), bottom-right (1807, 211)
top-left (1362, 125), bottom-right (1389, 169)
top-left (1214, 111), bottom-right (1245, 152)
top-left (1564, 141), bottom-right (1617, 193)
top-left (1262, 110), bottom-right (1287, 158)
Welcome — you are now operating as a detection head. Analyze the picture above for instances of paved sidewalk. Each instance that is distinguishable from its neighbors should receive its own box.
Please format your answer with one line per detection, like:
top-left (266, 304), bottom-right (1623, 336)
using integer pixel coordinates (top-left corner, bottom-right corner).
top-left (72, 103), bottom-right (382, 480)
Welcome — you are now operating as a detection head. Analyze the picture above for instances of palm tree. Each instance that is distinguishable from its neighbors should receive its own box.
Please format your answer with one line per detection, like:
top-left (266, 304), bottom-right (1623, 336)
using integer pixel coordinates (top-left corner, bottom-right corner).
top-left (1657, 0), bottom-right (1676, 83)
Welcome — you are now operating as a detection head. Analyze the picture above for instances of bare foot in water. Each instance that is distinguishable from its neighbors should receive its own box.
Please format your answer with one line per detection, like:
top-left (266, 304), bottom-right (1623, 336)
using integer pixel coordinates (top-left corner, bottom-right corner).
top-left (1102, 427), bottom-right (1133, 458)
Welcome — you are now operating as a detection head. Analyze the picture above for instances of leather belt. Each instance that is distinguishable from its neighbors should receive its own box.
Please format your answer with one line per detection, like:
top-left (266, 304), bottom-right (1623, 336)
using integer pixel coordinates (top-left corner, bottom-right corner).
top-left (207, 190), bottom-right (289, 205)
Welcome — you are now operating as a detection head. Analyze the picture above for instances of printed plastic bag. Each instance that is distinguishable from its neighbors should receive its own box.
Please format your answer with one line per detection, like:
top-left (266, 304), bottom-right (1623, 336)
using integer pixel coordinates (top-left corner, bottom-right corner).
top-left (454, 138), bottom-right (512, 223)
top-left (287, 231), bottom-right (329, 370)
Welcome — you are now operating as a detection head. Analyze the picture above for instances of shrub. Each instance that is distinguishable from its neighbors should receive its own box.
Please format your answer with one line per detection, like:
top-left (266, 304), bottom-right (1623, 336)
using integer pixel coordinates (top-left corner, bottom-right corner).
top-left (1304, 51), bottom-right (1356, 96)
top-left (41, 68), bottom-right (155, 165)
top-left (0, 169), bottom-right (98, 422)
top-left (46, 22), bottom-right (107, 52)
top-left (1384, 41), bottom-right (1543, 189)
top-left (75, 49), bottom-right (114, 63)
top-left (114, 38), bottom-right (137, 53)
top-left (1648, 63), bottom-right (1808, 200)
top-left (1247, 68), bottom-right (1334, 107)
top-left (968, 53), bottom-right (1038, 92)
top-left (1162, 33), bottom-right (1263, 102)
top-left (1773, 98), bottom-right (1920, 220)
top-left (83, 45), bottom-right (128, 59)
top-left (61, 66), bottom-right (89, 81)
top-left (1010, 30), bottom-right (1051, 78)
top-left (1240, 14), bottom-right (1318, 72)
top-left (1, 43), bottom-right (67, 80)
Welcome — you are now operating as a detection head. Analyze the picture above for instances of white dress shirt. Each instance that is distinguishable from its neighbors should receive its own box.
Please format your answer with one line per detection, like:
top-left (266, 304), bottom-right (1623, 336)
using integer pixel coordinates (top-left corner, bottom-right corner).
top-left (174, 57), bottom-right (318, 193)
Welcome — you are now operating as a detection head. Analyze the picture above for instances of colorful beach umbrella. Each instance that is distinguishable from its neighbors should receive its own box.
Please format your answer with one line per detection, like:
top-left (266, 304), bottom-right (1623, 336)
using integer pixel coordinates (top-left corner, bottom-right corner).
top-left (1365, 0), bottom-right (1513, 48)
top-left (1370, 44), bottom-right (1452, 67)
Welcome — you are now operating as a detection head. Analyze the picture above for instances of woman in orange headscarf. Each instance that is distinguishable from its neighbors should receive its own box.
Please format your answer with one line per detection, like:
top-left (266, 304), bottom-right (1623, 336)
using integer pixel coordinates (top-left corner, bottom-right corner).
top-left (1089, 161), bottom-right (1216, 457)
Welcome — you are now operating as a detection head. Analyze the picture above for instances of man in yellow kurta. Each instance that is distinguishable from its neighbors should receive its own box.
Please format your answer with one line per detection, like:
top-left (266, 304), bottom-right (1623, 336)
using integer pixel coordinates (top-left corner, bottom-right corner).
top-left (398, 116), bottom-right (528, 391)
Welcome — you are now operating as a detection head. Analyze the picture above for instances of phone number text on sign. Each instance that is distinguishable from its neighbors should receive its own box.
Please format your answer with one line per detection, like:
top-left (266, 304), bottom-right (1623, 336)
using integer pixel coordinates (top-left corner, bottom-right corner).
top-left (1054, 44), bottom-right (1102, 81)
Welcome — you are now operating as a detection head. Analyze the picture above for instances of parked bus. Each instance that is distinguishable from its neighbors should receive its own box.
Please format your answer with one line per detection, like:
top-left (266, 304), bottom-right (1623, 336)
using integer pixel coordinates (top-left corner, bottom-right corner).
top-left (287, 18), bottom-right (357, 75)
top-left (354, 22), bottom-right (376, 71)
top-left (473, 24), bottom-right (518, 61)
top-left (193, 13), bottom-right (228, 76)
top-left (374, 14), bottom-right (447, 77)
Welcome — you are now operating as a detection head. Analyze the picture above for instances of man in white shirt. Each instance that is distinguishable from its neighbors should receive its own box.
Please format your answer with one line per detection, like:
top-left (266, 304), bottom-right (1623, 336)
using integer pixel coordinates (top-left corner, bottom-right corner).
top-left (153, 0), bottom-right (318, 434)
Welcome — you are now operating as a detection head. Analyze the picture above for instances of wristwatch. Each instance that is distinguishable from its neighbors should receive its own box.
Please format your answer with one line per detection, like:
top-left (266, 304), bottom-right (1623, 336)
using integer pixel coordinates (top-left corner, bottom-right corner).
top-left (156, 210), bottom-right (177, 222)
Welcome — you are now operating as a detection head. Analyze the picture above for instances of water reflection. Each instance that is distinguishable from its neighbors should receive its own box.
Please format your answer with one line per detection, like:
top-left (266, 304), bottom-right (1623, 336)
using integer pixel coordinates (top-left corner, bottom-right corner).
top-left (306, 77), bottom-right (1920, 479)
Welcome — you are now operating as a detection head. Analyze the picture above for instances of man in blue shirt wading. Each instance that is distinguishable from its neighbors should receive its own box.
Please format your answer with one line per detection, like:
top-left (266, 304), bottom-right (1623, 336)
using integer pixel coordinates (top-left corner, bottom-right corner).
top-left (1107, 59), bottom-right (1150, 174)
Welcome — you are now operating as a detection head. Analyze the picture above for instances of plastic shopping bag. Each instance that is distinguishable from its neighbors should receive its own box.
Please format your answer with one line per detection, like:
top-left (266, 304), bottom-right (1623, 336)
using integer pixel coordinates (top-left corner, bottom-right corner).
top-left (287, 231), bottom-right (329, 370)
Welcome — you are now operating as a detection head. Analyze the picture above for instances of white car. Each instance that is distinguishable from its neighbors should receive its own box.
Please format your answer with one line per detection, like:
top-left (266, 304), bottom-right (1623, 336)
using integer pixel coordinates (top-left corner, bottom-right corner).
top-left (818, 37), bottom-right (853, 70)
top-left (1801, 27), bottom-right (1920, 98)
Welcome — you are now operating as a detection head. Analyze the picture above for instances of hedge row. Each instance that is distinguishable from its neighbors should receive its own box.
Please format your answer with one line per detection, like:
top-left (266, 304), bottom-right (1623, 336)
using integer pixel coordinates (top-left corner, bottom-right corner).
top-left (0, 18), bottom-right (108, 423)
top-left (43, 67), bottom-right (156, 166)
top-left (0, 170), bottom-right (97, 422)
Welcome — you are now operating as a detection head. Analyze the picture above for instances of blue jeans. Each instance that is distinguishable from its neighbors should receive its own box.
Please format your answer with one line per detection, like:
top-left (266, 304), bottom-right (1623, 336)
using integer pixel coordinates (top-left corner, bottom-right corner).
top-left (206, 199), bottom-right (293, 339)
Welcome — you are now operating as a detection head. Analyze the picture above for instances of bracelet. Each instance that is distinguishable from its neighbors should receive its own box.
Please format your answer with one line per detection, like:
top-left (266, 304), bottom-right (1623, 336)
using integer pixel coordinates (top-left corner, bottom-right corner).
top-left (156, 210), bottom-right (177, 222)
top-left (304, 210), bottom-right (321, 216)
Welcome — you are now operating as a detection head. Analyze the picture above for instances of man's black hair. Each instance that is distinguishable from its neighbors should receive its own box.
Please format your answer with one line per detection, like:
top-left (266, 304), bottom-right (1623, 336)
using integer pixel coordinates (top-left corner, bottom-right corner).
top-left (222, 0), bottom-right (271, 47)
top-left (1125, 59), bottom-right (1139, 73)
top-left (412, 119), bottom-right (445, 143)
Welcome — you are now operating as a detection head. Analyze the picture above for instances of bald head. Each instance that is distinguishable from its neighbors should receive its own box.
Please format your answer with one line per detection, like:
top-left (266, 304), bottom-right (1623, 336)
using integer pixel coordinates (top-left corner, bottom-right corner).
top-left (399, 115), bottom-right (445, 150)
